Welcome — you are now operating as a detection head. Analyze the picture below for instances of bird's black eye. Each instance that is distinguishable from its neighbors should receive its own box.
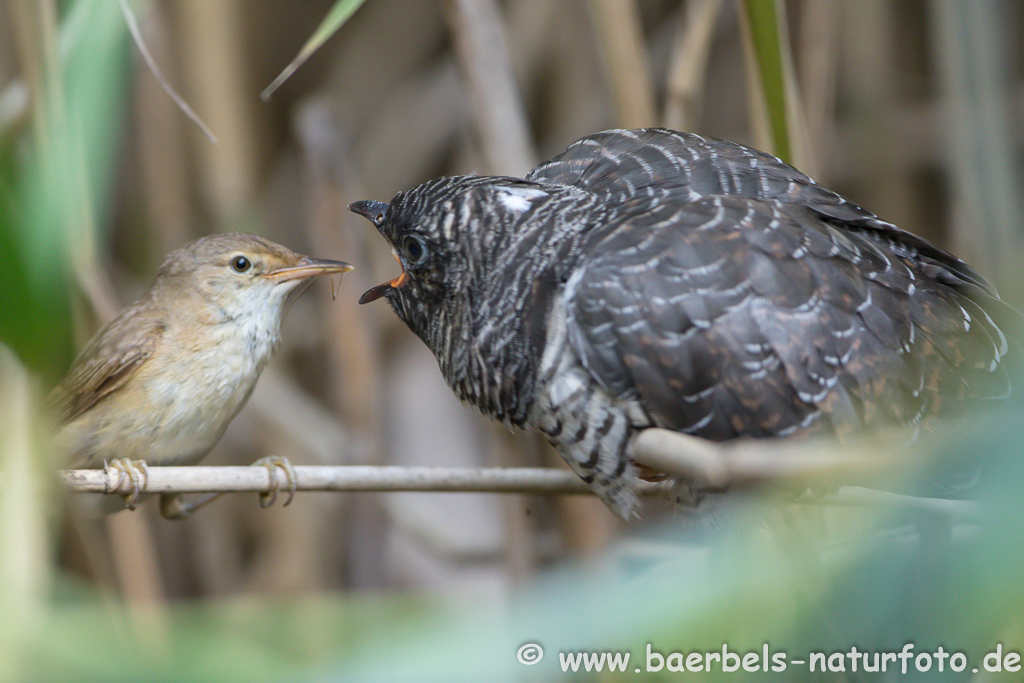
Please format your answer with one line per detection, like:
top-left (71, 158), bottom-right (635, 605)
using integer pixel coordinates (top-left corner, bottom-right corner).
top-left (402, 235), bottom-right (429, 265)
top-left (231, 255), bottom-right (252, 273)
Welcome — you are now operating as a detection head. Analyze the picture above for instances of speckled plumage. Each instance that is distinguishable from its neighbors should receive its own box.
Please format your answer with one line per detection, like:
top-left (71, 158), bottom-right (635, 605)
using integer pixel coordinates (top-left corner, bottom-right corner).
top-left (353, 128), bottom-right (1018, 518)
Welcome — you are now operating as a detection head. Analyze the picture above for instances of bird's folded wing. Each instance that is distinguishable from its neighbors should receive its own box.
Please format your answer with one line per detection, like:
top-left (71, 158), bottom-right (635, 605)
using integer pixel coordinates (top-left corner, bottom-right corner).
top-left (528, 127), bottom-right (996, 297)
top-left (49, 316), bottom-right (163, 425)
top-left (562, 195), bottom-right (1012, 442)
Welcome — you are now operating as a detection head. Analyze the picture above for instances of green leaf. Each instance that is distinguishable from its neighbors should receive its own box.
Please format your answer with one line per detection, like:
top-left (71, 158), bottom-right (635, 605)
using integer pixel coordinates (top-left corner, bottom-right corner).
top-left (260, 0), bottom-right (368, 101)
top-left (738, 0), bottom-right (791, 163)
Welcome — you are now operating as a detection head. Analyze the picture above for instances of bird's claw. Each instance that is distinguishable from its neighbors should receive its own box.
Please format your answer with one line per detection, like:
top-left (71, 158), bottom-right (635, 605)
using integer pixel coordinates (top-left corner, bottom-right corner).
top-left (103, 458), bottom-right (149, 510)
top-left (252, 456), bottom-right (297, 508)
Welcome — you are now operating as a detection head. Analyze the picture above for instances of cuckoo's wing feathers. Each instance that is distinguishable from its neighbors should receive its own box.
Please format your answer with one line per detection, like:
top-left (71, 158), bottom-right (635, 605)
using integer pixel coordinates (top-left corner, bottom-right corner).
top-left (49, 308), bottom-right (164, 425)
top-left (563, 195), bottom-right (1011, 442)
top-left (528, 128), bottom-right (803, 201)
top-left (529, 128), bottom-right (996, 298)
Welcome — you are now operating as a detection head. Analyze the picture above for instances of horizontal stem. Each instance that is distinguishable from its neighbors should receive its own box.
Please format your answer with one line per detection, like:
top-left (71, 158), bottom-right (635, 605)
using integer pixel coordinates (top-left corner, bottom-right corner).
top-left (47, 427), bottom-right (982, 522)
top-left (59, 465), bottom-right (671, 496)
top-left (51, 463), bottom-right (983, 520)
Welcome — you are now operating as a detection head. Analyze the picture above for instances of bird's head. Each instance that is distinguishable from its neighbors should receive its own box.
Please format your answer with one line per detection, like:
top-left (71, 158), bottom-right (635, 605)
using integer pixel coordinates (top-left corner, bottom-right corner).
top-left (154, 233), bottom-right (353, 325)
top-left (350, 176), bottom-right (558, 348)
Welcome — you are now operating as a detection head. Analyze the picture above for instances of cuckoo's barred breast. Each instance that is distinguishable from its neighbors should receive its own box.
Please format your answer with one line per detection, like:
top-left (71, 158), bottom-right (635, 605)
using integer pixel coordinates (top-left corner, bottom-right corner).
top-left (352, 128), bottom-right (1019, 518)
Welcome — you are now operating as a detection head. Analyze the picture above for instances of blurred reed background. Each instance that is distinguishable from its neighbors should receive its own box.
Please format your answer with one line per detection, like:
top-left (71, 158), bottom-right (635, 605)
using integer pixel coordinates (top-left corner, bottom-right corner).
top-left (0, 0), bottom-right (1022, 680)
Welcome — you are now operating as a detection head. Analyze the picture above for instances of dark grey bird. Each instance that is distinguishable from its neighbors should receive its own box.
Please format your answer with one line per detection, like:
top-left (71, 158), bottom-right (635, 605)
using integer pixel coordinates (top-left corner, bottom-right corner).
top-left (350, 128), bottom-right (1017, 518)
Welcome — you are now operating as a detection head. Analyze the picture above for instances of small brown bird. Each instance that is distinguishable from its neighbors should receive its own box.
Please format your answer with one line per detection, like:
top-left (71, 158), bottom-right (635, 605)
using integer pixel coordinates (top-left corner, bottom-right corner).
top-left (51, 233), bottom-right (352, 517)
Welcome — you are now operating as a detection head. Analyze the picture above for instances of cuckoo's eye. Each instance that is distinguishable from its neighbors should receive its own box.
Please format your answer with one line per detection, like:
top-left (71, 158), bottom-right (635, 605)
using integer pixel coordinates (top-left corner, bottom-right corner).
top-left (230, 255), bottom-right (252, 273)
top-left (402, 234), bottom-right (429, 265)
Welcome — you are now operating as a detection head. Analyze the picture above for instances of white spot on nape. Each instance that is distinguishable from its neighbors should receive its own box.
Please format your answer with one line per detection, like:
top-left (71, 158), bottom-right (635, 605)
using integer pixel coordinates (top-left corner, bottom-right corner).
top-left (548, 371), bottom-right (586, 405)
top-left (496, 186), bottom-right (549, 213)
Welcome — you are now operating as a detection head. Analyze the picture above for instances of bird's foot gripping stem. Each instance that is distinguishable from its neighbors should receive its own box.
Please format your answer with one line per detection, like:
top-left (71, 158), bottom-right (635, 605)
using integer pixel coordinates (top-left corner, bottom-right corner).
top-left (103, 458), bottom-right (149, 510)
top-left (252, 456), bottom-right (297, 508)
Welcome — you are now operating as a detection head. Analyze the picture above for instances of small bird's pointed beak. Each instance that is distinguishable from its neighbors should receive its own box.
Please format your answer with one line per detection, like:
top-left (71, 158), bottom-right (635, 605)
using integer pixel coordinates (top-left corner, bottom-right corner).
top-left (348, 200), bottom-right (390, 232)
top-left (265, 257), bottom-right (354, 284)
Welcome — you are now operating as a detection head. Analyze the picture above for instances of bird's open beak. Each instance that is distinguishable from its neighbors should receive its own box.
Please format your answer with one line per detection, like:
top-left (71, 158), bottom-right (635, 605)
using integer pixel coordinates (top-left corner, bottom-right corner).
top-left (265, 257), bottom-right (354, 284)
top-left (358, 249), bottom-right (406, 304)
top-left (349, 200), bottom-right (405, 304)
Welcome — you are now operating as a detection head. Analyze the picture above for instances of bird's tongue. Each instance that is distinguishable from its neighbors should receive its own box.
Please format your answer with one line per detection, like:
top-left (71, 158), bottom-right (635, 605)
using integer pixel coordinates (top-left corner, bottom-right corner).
top-left (359, 270), bottom-right (407, 304)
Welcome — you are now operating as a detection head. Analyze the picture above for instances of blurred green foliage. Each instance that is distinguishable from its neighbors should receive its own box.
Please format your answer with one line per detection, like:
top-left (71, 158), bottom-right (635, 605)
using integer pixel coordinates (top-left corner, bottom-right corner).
top-left (0, 0), bottom-right (128, 384)
top-left (0, 178), bottom-right (72, 383)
